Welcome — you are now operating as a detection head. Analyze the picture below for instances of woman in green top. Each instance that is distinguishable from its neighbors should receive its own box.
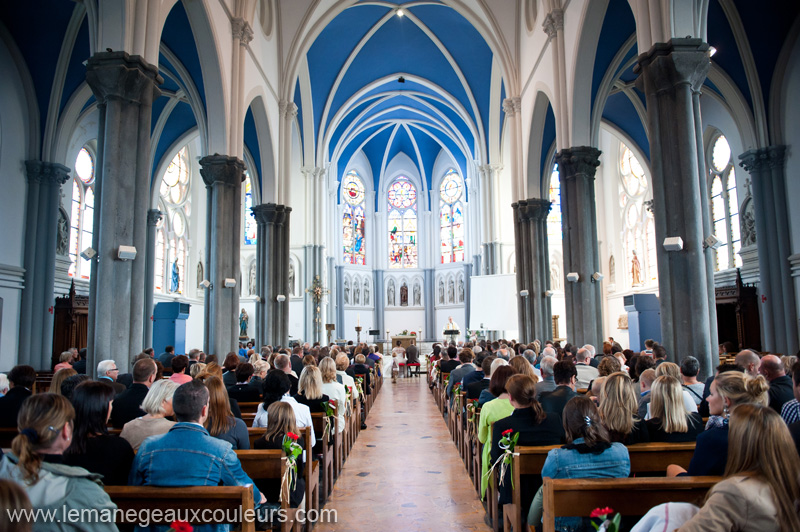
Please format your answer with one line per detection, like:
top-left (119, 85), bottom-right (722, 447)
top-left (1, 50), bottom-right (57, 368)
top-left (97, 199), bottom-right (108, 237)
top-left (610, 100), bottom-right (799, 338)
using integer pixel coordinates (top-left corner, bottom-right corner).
top-left (477, 365), bottom-right (519, 499)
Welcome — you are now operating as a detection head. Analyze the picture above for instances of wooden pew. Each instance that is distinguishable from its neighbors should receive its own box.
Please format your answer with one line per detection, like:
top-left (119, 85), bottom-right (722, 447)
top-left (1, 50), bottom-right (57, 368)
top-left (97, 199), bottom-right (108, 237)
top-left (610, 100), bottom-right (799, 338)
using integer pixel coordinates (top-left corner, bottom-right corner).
top-left (300, 425), bottom-right (319, 532)
top-left (310, 412), bottom-right (335, 502)
top-left (105, 485), bottom-right (257, 532)
top-left (236, 449), bottom-right (300, 532)
top-left (0, 427), bottom-right (122, 448)
top-left (238, 401), bottom-right (261, 414)
top-left (541, 476), bottom-right (719, 532)
top-left (503, 442), bottom-right (698, 532)
top-left (248, 427), bottom-right (265, 449)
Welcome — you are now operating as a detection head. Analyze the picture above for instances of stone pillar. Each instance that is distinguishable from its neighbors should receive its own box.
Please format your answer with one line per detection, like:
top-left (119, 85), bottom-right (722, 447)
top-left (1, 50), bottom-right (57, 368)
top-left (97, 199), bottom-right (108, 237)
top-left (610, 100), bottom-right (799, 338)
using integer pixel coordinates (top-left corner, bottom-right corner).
top-left (200, 155), bottom-right (245, 356)
top-left (636, 38), bottom-right (716, 373)
top-left (326, 256), bottom-right (336, 336)
top-left (463, 263), bottom-right (474, 336)
top-left (740, 147), bottom-right (798, 354)
top-left (18, 161), bottom-right (70, 369)
top-left (143, 209), bottom-right (162, 349)
top-left (513, 198), bottom-right (553, 344)
top-left (479, 164), bottom-right (503, 275)
top-left (424, 269), bottom-right (436, 341)
top-left (303, 244), bottom-right (324, 343)
top-left (556, 146), bottom-right (603, 346)
top-left (374, 269), bottom-right (385, 341)
top-left (253, 203), bottom-right (291, 347)
top-left (85, 52), bottom-right (162, 373)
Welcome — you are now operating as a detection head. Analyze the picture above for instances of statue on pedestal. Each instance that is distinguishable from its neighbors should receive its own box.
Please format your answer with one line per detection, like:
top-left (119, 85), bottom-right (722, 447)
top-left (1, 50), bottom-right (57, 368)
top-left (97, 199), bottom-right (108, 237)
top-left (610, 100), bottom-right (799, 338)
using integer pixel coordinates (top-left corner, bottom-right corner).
top-left (239, 308), bottom-right (249, 338)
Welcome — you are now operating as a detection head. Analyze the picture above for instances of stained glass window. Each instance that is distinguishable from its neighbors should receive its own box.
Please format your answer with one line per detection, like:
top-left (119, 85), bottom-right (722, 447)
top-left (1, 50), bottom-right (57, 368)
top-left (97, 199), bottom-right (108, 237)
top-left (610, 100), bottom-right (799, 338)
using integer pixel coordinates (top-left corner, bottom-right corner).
top-left (546, 164), bottom-right (563, 290)
top-left (68, 147), bottom-right (95, 279)
top-left (388, 176), bottom-right (417, 268)
top-left (244, 174), bottom-right (257, 245)
top-left (157, 146), bottom-right (191, 294)
top-left (619, 145), bottom-right (657, 287)
top-left (708, 134), bottom-right (741, 271)
top-left (342, 171), bottom-right (366, 265)
top-left (440, 169), bottom-right (464, 263)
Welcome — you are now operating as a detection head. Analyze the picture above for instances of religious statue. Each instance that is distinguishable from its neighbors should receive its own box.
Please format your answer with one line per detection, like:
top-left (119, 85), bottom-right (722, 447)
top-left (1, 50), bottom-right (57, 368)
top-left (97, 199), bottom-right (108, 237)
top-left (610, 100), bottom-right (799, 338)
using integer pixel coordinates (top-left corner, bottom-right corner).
top-left (170, 259), bottom-right (180, 293)
top-left (248, 262), bottom-right (256, 295)
top-left (288, 262), bottom-right (295, 296)
top-left (239, 308), bottom-right (248, 338)
top-left (413, 282), bottom-right (421, 306)
top-left (438, 279), bottom-right (445, 304)
top-left (448, 278), bottom-right (455, 304)
top-left (56, 210), bottom-right (69, 256)
top-left (457, 277), bottom-right (464, 303)
top-left (741, 206), bottom-right (756, 247)
top-left (609, 255), bottom-right (616, 285)
top-left (631, 250), bottom-right (642, 286)
top-left (354, 282), bottom-right (360, 305)
top-left (400, 282), bottom-right (408, 306)
top-left (551, 260), bottom-right (562, 290)
top-left (196, 261), bottom-right (204, 288)
top-left (387, 280), bottom-right (395, 306)
top-left (344, 280), bottom-right (350, 305)
top-left (364, 281), bottom-right (370, 305)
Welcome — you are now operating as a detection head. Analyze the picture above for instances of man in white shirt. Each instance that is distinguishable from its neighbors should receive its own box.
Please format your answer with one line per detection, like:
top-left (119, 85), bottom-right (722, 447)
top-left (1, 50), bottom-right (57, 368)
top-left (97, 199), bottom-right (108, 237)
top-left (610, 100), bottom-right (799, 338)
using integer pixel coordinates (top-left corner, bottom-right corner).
top-left (574, 348), bottom-right (599, 389)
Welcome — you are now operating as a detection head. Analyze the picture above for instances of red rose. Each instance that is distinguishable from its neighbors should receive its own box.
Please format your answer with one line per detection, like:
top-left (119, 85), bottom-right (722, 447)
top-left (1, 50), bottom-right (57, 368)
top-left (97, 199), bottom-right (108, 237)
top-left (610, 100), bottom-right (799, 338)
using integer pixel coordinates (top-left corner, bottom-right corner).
top-left (501, 429), bottom-right (513, 437)
top-left (589, 507), bottom-right (614, 519)
top-left (170, 521), bottom-right (192, 532)
top-left (287, 432), bottom-right (299, 441)
top-left (329, 399), bottom-right (336, 405)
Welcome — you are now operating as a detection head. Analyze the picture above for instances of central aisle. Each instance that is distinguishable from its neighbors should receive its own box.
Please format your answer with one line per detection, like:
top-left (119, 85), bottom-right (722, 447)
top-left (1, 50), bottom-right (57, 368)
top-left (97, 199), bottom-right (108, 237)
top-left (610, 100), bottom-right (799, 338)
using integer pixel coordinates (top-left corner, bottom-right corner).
top-left (316, 375), bottom-right (491, 531)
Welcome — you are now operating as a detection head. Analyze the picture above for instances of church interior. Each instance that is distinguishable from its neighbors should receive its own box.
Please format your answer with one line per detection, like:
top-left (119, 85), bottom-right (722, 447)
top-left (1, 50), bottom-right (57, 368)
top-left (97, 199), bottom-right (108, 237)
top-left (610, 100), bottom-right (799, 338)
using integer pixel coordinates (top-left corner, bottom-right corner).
top-left (1, 0), bottom-right (800, 529)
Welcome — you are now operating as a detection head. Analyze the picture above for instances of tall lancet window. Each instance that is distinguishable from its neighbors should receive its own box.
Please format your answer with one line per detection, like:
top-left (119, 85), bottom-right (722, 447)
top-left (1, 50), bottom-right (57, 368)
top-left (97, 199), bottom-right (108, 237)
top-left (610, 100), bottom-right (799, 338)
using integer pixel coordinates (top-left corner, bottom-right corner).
top-left (157, 146), bottom-right (191, 294)
top-left (342, 171), bottom-right (366, 265)
top-left (439, 169), bottom-right (465, 263)
top-left (619, 144), bottom-right (656, 287)
top-left (708, 134), bottom-right (741, 271)
top-left (388, 176), bottom-right (418, 268)
top-left (243, 172), bottom-right (257, 246)
top-left (68, 147), bottom-right (95, 279)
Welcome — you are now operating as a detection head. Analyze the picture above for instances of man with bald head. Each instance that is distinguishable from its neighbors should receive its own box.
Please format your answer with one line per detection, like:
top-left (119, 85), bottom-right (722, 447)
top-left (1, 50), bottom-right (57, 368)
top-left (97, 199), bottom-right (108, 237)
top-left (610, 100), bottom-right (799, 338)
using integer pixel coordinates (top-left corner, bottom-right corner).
top-left (760, 354), bottom-right (794, 413)
top-left (734, 349), bottom-right (761, 377)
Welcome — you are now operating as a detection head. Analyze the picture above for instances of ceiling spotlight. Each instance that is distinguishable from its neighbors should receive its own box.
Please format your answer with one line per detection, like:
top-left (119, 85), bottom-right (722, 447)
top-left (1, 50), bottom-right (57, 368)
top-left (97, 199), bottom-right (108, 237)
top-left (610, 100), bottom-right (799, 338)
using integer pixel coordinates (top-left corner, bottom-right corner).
top-left (709, 46), bottom-right (717, 57)
top-left (397, 8), bottom-right (404, 17)
top-left (398, 76), bottom-right (405, 83)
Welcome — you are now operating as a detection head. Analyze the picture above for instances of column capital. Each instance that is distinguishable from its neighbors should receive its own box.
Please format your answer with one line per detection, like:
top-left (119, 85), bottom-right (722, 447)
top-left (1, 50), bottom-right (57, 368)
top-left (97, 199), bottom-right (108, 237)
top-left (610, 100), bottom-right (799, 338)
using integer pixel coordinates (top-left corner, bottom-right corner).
top-left (231, 17), bottom-right (254, 45)
top-left (279, 99), bottom-right (298, 120)
top-left (542, 8), bottom-right (563, 39)
top-left (555, 146), bottom-right (601, 181)
top-left (634, 38), bottom-right (710, 94)
top-left (502, 97), bottom-right (521, 117)
top-left (301, 166), bottom-right (326, 180)
top-left (252, 202), bottom-right (292, 225)
top-left (147, 209), bottom-right (163, 226)
top-left (478, 163), bottom-right (504, 178)
top-left (522, 197), bottom-right (553, 222)
top-left (199, 155), bottom-right (246, 188)
top-left (739, 146), bottom-right (786, 173)
top-left (25, 160), bottom-right (70, 186)
top-left (86, 51), bottom-right (162, 106)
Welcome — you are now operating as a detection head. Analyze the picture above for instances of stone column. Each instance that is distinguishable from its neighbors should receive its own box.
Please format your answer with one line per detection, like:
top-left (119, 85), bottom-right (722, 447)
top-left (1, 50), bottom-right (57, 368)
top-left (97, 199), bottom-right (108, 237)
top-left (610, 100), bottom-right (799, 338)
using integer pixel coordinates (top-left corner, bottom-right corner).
top-left (479, 164), bottom-right (503, 274)
top-left (635, 38), bottom-right (717, 373)
top-left (326, 256), bottom-right (336, 335)
top-left (463, 263), bottom-right (473, 336)
top-left (335, 265), bottom-right (345, 339)
top-left (253, 203), bottom-right (291, 347)
top-left (374, 269), bottom-right (385, 341)
top-left (740, 147), bottom-right (798, 354)
top-left (556, 146), bottom-right (603, 346)
top-left (143, 209), bottom-right (162, 349)
top-left (200, 155), bottom-right (245, 356)
top-left (85, 52), bottom-right (162, 373)
top-left (18, 161), bottom-right (70, 369)
top-left (424, 269), bottom-right (436, 341)
top-left (513, 198), bottom-right (553, 344)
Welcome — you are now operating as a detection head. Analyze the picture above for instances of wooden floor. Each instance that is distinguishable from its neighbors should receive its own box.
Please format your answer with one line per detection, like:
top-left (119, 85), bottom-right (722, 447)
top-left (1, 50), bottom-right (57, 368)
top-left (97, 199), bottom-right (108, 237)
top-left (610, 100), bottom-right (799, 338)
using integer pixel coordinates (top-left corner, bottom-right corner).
top-left (316, 375), bottom-right (491, 532)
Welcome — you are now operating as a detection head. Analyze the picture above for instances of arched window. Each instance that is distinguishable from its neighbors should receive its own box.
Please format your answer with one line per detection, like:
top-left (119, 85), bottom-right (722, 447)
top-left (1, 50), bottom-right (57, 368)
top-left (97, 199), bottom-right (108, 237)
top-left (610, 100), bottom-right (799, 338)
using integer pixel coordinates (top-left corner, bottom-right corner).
top-left (388, 176), bottom-right (418, 268)
top-left (157, 146), bottom-right (191, 294)
top-left (243, 172), bottom-right (257, 246)
top-left (546, 163), bottom-right (562, 289)
top-left (439, 169), bottom-right (465, 263)
top-left (708, 134), bottom-right (741, 271)
top-left (619, 144), bottom-right (657, 287)
top-left (342, 171), bottom-right (366, 265)
top-left (68, 147), bottom-right (95, 279)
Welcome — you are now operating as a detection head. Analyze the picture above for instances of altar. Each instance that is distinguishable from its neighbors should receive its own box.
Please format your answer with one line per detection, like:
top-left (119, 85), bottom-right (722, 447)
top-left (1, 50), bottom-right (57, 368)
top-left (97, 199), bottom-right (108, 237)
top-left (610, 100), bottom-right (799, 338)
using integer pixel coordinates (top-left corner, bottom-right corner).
top-left (390, 335), bottom-right (417, 349)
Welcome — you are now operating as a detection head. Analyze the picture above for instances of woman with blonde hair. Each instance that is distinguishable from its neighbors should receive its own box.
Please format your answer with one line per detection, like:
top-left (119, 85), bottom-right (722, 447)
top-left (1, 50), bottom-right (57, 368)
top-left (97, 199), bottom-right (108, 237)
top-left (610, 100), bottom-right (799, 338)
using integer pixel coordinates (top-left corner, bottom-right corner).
top-left (120, 379), bottom-right (179, 451)
top-left (203, 376), bottom-right (249, 449)
top-left (335, 354), bottom-right (358, 400)
top-left (319, 357), bottom-right (346, 434)
top-left (675, 404), bottom-right (800, 531)
top-left (508, 355), bottom-right (539, 382)
top-left (253, 402), bottom-right (306, 508)
top-left (53, 351), bottom-right (74, 372)
top-left (668, 372), bottom-right (768, 477)
top-left (293, 366), bottom-right (330, 413)
top-left (0, 394), bottom-right (118, 530)
top-left (646, 376), bottom-right (703, 442)
top-left (600, 372), bottom-right (649, 444)
top-left (654, 362), bottom-right (699, 414)
top-left (248, 352), bottom-right (262, 366)
top-left (189, 361), bottom-right (207, 378)
top-left (49, 368), bottom-right (77, 394)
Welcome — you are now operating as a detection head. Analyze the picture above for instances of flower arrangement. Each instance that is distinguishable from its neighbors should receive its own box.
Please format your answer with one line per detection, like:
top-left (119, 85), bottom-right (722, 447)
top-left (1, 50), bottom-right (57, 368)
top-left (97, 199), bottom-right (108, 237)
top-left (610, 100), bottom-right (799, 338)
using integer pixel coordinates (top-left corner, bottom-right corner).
top-left (410, 331), bottom-right (417, 336)
top-left (590, 507), bottom-right (621, 532)
top-left (321, 400), bottom-right (336, 439)
top-left (355, 376), bottom-right (364, 397)
top-left (280, 431), bottom-right (303, 502)
top-left (484, 429), bottom-right (520, 488)
top-left (452, 383), bottom-right (462, 409)
top-left (169, 521), bottom-right (192, 532)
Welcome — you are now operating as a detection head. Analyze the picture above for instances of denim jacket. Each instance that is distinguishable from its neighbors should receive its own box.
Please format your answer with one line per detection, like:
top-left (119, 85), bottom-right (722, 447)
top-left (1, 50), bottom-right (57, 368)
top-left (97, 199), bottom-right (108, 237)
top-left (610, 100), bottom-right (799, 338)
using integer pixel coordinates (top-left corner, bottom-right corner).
top-left (541, 437), bottom-right (630, 479)
top-left (130, 422), bottom-right (262, 532)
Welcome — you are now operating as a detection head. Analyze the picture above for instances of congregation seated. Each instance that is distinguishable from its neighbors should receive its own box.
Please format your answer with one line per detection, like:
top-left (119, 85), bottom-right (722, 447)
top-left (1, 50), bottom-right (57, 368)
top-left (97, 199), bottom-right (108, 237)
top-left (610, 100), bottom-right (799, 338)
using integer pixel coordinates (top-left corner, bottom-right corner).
top-left (508, 354), bottom-right (538, 382)
top-left (438, 345), bottom-right (460, 375)
top-left (0, 393), bottom-right (118, 530)
top-left (110, 358), bottom-right (157, 428)
top-left (781, 364), bottom-right (800, 424)
top-left (490, 374), bottom-right (561, 509)
top-left (54, 350), bottom-right (75, 372)
top-left (637, 368), bottom-right (657, 419)
top-left (320, 357), bottom-right (347, 435)
top-left (120, 379), bottom-right (179, 451)
top-left (405, 343), bottom-right (419, 365)
top-left (169, 355), bottom-right (192, 385)
top-left (574, 347), bottom-right (599, 388)
top-left (350, 354), bottom-right (371, 394)
top-left (130, 380), bottom-right (266, 519)
top-left (0, 365), bottom-right (35, 428)
top-left (253, 371), bottom-right (316, 447)
top-left (759, 354), bottom-right (794, 413)
top-left (60, 374), bottom-right (90, 401)
top-left (599, 372), bottom-right (649, 445)
top-left (527, 396), bottom-right (630, 531)
top-left (48, 367), bottom-right (77, 394)
top-left (290, 346), bottom-right (305, 376)
top-left (477, 365), bottom-right (518, 499)
top-left (293, 366), bottom-right (330, 415)
top-left (204, 376), bottom-right (249, 450)
top-left (96, 359), bottom-right (126, 395)
top-left (445, 348), bottom-right (476, 399)
top-left (460, 352), bottom-right (486, 390)
top-left (668, 371), bottom-right (768, 477)
top-left (538, 360), bottom-right (579, 419)
top-left (249, 359), bottom-right (270, 392)
top-left (227, 363), bottom-right (262, 403)
top-left (478, 358), bottom-right (509, 407)
top-left (645, 376), bottom-right (704, 443)
top-left (252, 402), bottom-right (306, 508)
top-left (680, 356), bottom-right (705, 406)
top-left (465, 356), bottom-right (494, 401)
top-left (63, 381), bottom-right (134, 486)
top-left (222, 352), bottom-right (240, 387)
top-left (335, 354), bottom-right (358, 399)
